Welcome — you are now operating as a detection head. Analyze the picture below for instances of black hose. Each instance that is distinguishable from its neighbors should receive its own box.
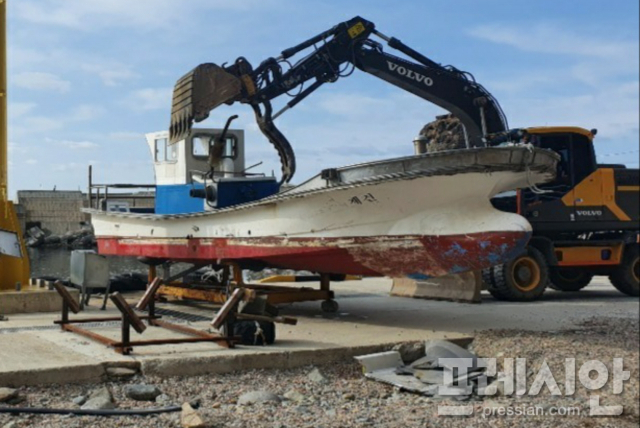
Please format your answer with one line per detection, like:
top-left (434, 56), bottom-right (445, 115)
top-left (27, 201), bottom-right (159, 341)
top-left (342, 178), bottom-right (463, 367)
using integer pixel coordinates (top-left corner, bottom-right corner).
top-left (0, 405), bottom-right (181, 417)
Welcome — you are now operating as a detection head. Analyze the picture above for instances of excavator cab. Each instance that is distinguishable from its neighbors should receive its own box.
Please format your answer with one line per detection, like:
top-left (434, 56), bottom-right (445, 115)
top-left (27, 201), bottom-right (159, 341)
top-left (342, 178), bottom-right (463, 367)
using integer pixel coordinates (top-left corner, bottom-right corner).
top-left (515, 126), bottom-right (638, 234)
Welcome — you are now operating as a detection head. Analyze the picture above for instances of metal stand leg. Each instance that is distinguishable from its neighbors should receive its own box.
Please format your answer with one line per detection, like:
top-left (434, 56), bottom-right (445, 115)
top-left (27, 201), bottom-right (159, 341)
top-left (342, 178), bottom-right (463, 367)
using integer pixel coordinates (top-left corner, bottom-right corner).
top-left (320, 274), bottom-right (339, 313)
top-left (120, 317), bottom-right (131, 355)
top-left (101, 282), bottom-right (111, 311)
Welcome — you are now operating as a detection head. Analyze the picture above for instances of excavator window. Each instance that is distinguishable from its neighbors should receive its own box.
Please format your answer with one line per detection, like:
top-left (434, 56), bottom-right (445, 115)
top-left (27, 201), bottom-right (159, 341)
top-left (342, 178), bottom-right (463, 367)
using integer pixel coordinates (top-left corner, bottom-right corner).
top-left (570, 133), bottom-right (597, 185)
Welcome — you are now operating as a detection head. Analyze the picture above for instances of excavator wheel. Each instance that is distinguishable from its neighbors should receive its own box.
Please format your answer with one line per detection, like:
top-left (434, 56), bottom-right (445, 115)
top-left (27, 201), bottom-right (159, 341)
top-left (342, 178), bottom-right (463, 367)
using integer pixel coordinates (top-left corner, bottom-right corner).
top-left (609, 245), bottom-right (640, 297)
top-left (549, 268), bottom-right (593, 292)
top-left (481, 267), bottom-right (497, 293)
top-left (487, 247), bottom-right (548, 301)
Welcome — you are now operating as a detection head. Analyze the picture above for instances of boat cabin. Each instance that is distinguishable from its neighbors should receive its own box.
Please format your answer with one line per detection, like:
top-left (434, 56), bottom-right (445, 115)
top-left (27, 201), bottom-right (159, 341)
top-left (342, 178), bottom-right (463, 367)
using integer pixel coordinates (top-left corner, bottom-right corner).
top-left (146, 128), bottom-right (279, 214)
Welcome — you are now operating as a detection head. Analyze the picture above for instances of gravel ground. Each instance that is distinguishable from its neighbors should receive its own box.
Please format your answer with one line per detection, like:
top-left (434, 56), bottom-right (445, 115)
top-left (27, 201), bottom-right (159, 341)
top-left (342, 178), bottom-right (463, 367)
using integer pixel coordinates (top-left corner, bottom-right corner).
top-left (1, 316), bottom-right (638, 428)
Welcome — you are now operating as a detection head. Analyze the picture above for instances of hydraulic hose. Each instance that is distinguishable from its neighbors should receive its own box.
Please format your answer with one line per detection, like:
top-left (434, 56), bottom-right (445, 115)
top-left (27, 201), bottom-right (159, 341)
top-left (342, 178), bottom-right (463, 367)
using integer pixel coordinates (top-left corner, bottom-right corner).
top-left (0, 405), bottom-right (181, 417)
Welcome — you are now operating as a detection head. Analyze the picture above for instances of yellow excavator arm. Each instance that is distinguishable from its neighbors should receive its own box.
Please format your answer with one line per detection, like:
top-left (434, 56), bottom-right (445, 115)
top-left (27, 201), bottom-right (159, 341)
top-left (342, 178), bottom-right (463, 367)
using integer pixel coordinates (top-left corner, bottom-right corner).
top-left (0, 0), bottom-right (30, 290)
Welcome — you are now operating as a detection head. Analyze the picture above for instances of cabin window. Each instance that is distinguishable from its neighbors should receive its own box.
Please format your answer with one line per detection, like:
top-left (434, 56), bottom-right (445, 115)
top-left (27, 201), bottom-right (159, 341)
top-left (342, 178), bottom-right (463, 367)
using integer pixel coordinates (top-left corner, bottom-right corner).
top-left (192, 135), bottom-right (238, 159)
top-left (192, 137), bottom-right (208, 157)
top-left (154, 138), bottom-right (166, 162)
top-left (154, 138), bottom-right (177, 163)
top-left (168, 143), bottom-right (178, 161)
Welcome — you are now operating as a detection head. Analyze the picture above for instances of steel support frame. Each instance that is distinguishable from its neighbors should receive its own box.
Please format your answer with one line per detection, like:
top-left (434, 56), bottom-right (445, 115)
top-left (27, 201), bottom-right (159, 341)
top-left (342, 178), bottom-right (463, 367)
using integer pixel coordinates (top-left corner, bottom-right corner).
top-left (53, 281), bottom-right (234, 355)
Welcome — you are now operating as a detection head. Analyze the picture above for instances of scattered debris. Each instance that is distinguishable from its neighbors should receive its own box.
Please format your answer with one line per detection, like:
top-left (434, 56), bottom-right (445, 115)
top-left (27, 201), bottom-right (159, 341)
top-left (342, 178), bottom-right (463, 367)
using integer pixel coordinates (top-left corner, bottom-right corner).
top-left (72, 395), bottom-right (86, 406)
top-left (307, 367), bottom-right (327, 384)
top-left (155, 393), bottom-right (173, 406)
top-left (106, 367), bottom-right (138, 379)
top-left (418, 114), bottom-right (468, 152)
top-left (391, 341), bottom-right (425, 364)
top-left (0, 388), bottom-right (17, 403)
top-left (124, 384), bottom-right (162, 401)
top-left (283, 389), bottom-right (306, 404)
top-left (25, 225), bottom-right (97, 249)
top-left (355, 340), bottom-right (489, 399)
top-left (181, 402), bottom-right (206, 428)
top-left (237, 390), bottom-right (281, 406)
top-left (80, 396), bottom-right (115, 411)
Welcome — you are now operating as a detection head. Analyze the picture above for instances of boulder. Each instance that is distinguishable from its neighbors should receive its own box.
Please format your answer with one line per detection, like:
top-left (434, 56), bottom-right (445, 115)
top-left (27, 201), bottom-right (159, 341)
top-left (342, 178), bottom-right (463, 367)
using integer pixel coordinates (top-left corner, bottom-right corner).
top-left (307, 367), bottom-right (327, 384)
top-left (181, 403), bottom-right (206, 428)
top-left (0, 387), bottom-right (18, 403)
top-left (237, 390), bottom-right (281, 405)
top-left (124, 384), bottom-right (162, 401)
top-left (106, 367), bottom-right (137, 379)
top-left (81, 396), bottom-right (115, 410)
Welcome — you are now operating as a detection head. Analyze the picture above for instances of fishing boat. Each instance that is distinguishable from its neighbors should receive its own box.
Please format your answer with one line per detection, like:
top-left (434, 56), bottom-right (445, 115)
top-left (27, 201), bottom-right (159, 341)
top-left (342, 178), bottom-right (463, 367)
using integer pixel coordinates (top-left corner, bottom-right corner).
top-left (86, 128), bottom-right (559, 278)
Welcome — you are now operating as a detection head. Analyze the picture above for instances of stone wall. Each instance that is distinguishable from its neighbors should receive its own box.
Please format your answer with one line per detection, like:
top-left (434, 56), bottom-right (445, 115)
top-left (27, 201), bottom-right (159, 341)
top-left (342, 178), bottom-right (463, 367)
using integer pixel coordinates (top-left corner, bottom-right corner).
top-left (16, 191), bottom-right (156, 235)
top-left (17, 191), bottom-right (85, 235)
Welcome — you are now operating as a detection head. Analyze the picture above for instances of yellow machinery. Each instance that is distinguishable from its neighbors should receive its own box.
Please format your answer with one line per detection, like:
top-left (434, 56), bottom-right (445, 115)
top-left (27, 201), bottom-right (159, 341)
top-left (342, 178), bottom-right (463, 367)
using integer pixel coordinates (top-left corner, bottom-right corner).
top-left (0, 0), bottom-right (30, 290)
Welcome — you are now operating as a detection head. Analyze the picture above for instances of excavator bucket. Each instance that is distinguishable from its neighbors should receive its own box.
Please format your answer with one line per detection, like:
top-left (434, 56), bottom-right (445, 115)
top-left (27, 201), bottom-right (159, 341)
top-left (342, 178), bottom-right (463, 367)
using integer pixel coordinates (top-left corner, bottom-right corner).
top-left (169, 63), bottom-right (243, 144)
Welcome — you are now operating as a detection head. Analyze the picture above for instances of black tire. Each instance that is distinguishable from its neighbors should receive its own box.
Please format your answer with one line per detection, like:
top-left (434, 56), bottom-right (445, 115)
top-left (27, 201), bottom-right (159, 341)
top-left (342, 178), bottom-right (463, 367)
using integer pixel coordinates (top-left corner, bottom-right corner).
top-left (233, 320), bottom-right (276, 345)
top-left (549, 268), bottom-right (593, 292)
top-left (488, 247), bottom-right (549, 301)
top-left (481, 268), bottom-right (495, 291)
top-left (609, 245), bottom-right (639, 297)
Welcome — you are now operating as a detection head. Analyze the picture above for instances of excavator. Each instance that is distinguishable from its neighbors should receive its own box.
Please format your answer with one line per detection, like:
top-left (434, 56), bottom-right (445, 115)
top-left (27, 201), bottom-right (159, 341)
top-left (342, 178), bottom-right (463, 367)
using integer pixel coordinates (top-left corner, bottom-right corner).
top-left (168, 16), bottom-right (509, 184)
top-left (169, 16), bottom-right (639, 301)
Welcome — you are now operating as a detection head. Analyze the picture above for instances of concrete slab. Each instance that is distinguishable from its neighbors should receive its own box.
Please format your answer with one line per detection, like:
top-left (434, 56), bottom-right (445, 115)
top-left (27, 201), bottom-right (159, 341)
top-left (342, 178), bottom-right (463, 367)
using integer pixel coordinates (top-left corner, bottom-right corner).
top-left (390, 271), bottom-right (482, 303)
top-left (0, 286), bottom-right (80, 314)
top-left (0, 276), bottom-right (636, 387)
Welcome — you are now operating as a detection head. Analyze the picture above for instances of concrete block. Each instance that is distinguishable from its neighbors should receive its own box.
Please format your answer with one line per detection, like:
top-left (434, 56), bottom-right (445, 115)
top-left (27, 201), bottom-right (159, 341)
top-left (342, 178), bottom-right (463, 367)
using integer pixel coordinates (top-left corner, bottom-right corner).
top-left (391, 271), bottom-right (482, 303)
top-left (0, 287), bottom-right (80, 314)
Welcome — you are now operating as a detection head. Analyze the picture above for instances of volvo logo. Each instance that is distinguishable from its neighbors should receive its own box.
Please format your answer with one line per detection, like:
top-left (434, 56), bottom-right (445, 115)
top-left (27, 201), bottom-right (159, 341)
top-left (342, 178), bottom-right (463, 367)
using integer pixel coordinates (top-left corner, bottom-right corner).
top-left (387, 61), bottom-right (433, 86)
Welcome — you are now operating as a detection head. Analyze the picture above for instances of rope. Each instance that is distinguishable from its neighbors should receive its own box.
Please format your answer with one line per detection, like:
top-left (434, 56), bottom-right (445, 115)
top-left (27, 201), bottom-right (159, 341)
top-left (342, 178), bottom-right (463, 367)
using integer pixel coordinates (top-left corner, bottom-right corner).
top-left (253, 321), bottom-right (266, 345)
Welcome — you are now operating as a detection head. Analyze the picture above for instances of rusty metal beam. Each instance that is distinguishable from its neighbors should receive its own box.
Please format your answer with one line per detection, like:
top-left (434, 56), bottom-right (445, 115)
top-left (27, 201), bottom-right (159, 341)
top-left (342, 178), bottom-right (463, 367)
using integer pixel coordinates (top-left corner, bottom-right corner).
top-left (53, 281), bottom-right (81, 314)
top-left (236, 313), bottom-right (297, 325)
top-left (110, 292), bottom-right (146, 334)
top-left (54, 315), bottom-right (156, 325)
top-left (61, 324), bottom-right (117, 347)
top-left (110, 337), bottom-right (233, 347)
top-left (211, 288), bottom-right (244, 329)
top-left (136, 277), bottom-right (163, 310)
top-left (158, 284), bottom-right (228, 304)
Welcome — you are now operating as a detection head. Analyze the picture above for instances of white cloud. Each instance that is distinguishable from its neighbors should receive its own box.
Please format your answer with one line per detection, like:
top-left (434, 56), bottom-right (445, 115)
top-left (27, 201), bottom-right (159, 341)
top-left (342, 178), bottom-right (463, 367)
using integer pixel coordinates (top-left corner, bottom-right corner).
top-left (80, 63), bottom-right (138, 86)
top-left (315, 93), bottom-right (388, 117)
top-left (68, 104), bottom-right (106, 122)
top-left (15, 0), bottom-right (274, 31)
top-left (109, 131), bottom-right (145, 141)
top-left (20, 116), bottom-right (63, 133)
top-left (59, 140), bottom-right (100, 150)
top-left (12, 72), bottom-right (71, 93)
top-left (124, 88), bottom-right (172, 111)
top-left (25, 159), bottom-right (38, 165)
top-left (52, 162), bottom-right (84, 172)
top-left (8, 102), bottom-right (37, 120)
top-left (468, 23), bottom-right (638, 61)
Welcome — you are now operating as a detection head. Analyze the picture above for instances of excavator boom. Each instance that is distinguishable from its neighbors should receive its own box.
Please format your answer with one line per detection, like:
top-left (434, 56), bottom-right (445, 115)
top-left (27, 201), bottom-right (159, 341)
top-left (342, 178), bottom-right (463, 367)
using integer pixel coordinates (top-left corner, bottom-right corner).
top-left (169, 16), bottom-right (508, 183)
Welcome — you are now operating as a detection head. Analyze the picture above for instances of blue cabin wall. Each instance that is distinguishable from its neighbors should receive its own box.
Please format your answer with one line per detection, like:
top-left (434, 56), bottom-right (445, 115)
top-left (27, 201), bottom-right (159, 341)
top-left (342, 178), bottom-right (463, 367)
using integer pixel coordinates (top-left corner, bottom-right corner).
top-left (155, 184), bottom-right (205, 214)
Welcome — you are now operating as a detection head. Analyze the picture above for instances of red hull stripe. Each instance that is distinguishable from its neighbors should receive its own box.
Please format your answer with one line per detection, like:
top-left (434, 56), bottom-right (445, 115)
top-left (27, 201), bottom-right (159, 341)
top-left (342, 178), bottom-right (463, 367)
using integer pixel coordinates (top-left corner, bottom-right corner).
top-left (97, 232), bottom-right (531, 277)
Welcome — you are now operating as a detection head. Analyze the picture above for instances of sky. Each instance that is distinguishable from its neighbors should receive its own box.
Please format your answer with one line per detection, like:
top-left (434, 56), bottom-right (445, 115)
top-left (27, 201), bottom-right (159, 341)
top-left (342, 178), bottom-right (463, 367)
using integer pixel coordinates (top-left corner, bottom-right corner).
top-left (6, 0), bottom-right (639, 197)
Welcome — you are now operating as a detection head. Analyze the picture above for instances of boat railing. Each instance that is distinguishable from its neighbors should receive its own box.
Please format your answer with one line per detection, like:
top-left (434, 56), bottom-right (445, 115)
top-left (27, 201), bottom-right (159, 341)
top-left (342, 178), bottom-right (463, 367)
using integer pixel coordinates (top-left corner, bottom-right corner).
top-left (87, 165), bottom-right (156, 213)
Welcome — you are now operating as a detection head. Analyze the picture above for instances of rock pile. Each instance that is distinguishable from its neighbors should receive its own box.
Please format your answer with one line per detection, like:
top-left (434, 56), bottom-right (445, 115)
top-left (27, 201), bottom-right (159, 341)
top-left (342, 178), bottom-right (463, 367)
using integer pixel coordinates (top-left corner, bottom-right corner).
top-left (25, 223), bottom-right (96, 249)
top-left (418, 114), bottom-right (469, 152)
